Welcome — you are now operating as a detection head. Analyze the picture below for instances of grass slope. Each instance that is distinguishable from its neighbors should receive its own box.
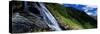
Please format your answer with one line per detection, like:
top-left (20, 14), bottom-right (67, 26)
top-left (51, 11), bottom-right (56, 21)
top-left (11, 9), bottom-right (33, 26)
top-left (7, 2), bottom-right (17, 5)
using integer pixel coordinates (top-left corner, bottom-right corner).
top-left (45, 3), bottom-right (97, 30)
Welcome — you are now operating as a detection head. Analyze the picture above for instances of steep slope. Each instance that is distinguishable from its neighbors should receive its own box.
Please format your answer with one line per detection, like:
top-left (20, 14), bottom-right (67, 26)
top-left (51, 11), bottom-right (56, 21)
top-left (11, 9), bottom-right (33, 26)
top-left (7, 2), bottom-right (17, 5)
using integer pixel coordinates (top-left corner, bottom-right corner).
top-left (45, 3), bottom-right (97, 30)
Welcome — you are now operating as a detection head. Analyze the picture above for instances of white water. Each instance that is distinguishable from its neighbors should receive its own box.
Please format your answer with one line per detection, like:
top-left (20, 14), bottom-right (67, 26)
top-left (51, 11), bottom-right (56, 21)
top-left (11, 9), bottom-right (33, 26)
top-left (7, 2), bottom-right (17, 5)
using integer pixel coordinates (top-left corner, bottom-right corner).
top-left (39, 3), bottom-right (62, 31)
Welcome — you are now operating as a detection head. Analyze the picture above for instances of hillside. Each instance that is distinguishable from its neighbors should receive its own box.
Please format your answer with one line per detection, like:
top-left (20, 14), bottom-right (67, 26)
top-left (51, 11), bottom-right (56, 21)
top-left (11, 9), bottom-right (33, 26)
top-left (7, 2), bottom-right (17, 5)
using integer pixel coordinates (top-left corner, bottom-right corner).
top-left (45, 3), bottom-right (97, 30)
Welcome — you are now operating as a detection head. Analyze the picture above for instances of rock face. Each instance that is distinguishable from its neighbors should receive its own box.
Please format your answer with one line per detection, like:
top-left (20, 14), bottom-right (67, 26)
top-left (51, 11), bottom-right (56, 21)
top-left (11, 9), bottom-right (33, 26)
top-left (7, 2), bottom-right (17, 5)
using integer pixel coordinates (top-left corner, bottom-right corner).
top-left (10, 1), bottom-right (50, 33)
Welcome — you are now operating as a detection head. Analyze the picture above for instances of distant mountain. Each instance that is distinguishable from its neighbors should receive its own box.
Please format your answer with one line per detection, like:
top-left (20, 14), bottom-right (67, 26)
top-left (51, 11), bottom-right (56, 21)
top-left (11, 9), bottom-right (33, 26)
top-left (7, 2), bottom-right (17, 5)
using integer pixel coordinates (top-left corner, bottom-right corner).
top-left (63, 4), bottom-right (97, 16)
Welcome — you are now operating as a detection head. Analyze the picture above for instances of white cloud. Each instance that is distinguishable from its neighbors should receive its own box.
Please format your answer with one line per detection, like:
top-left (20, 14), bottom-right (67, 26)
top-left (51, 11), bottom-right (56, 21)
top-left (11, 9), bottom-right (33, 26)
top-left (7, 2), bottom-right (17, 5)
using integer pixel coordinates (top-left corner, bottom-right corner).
top-left (87, 12), bottom-right (93, 15)
top-left (86, 5), bottom-right (97, 8)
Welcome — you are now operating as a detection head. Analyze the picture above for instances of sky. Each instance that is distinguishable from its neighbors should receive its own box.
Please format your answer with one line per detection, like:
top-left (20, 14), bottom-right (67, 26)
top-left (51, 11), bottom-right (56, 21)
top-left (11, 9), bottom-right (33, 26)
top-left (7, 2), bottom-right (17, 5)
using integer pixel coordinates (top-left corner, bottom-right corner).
top-left (63, 4), bottom-right (97, 16)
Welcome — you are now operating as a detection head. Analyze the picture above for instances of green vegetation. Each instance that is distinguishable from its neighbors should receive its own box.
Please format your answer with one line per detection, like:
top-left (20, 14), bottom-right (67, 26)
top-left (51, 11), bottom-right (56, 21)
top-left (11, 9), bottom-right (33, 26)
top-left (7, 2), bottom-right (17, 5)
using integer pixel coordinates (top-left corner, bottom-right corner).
top-left (45, 3), bottom-right (97, 30)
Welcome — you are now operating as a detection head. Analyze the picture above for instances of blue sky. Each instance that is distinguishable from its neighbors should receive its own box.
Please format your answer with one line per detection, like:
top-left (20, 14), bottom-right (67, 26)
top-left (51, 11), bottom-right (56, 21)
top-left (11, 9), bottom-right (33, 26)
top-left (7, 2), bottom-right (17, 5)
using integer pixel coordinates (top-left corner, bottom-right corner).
top-left (63, 4), bottom-right (97, 16)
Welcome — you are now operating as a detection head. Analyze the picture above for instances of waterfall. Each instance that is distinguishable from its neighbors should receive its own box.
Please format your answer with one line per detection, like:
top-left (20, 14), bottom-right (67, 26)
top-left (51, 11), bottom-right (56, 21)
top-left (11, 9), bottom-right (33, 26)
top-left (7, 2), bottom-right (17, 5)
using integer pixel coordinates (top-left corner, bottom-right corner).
top-left (23, 2), bottom-right (62, 31)
top-left (38, 3), bottom-right (62, 31)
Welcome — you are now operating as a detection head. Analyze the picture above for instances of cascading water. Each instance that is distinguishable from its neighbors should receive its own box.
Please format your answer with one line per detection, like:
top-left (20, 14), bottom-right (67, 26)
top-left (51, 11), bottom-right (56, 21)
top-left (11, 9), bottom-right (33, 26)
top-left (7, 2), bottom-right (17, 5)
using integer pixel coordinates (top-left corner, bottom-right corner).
top-left (24, 2), bottom-right (62, 31)
top-left (38, 3), bottom-right (62, 31)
